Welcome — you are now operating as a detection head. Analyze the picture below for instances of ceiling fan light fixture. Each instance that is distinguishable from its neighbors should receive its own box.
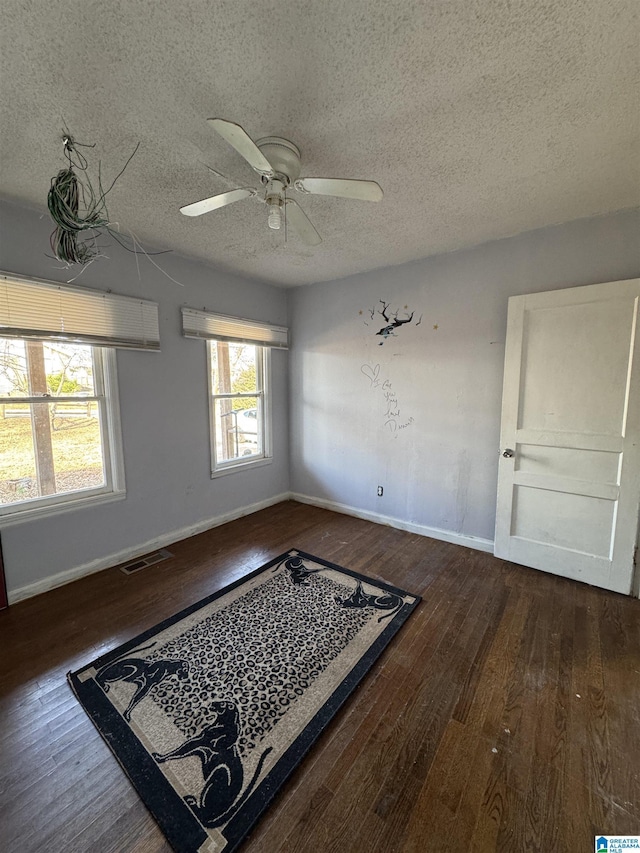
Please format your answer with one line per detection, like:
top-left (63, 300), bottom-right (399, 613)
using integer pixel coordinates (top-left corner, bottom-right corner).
top-left (268, 202), bottom-right (282, 230)
top-left (265, 178), bottom-right (286, 230)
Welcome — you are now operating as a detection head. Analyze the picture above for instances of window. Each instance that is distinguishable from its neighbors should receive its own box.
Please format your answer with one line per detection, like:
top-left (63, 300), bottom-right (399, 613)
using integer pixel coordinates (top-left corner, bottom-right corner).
top-left (181, 307), bottom-right (287, 477)
top-left (0, 337), bottom-right (124, 520)
top-left (208, 340), bottom-right (271, 474)
top-left (0, 270), bottom-right (159, 522)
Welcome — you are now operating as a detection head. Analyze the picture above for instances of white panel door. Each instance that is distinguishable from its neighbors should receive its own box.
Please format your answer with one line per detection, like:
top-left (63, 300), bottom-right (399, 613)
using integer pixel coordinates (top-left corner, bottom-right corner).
top-left (495, 278), bottom-right (640, 594)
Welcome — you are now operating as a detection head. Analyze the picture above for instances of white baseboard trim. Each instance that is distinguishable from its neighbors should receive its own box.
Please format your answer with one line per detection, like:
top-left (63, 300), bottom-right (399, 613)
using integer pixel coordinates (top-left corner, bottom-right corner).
top-left (8, 492), bottom-right (291, 605)
top-left (8, 491), bottom-right (494, 604)
top-left (290, 492), bottom-right (495, 554)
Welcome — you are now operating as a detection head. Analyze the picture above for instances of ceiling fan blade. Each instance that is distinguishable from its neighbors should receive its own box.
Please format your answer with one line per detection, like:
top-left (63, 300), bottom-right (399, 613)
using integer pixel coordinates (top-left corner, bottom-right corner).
top-left (180, 188), bottom-right (255, 217)
top-left (202, 163), bottom-right (244, 186)
top-left (284, 199), bottom-right (322, 245)
top-left (207, 118), bottom-right (274, 178)
top-left (294, 177), bottom-right (383, 202)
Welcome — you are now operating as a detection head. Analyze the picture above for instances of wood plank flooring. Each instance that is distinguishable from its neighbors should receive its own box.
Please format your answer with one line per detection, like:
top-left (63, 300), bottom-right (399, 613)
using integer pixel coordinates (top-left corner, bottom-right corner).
top-left (0, 501), bottom-right (638, 852)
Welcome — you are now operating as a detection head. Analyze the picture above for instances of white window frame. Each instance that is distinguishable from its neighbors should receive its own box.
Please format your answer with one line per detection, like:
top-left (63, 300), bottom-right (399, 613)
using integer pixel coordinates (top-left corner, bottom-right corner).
top-left (206, 340), bottom-right (272, 477)
top-left (0, 343), bottom-right (125, 525)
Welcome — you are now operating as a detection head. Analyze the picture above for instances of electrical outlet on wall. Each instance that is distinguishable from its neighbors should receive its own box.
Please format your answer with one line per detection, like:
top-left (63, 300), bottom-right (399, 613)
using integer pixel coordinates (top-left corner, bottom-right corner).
top-left (377, 486), bottom-right (383, 497)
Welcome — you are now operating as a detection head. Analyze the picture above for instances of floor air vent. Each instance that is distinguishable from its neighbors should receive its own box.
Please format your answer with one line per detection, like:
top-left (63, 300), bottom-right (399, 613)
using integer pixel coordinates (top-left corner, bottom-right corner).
top-left (119, 548), bottom-right (173, 575)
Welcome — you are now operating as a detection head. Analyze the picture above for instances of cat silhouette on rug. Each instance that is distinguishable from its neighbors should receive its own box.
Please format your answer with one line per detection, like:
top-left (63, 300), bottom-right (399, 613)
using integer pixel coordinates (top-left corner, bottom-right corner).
top-left (152, 700), bottom-right (273, 828)
top-left (276, 553), bottom-right (322, 585)
top-left (95, 644), bottom-right (189, 722)
top-left (335, 580), bottom-right (404, 621)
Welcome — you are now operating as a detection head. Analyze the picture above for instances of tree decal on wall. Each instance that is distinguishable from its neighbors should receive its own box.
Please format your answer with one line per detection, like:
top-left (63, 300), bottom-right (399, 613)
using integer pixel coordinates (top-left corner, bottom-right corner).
top-left (361, 300), bottom-right (422, 345)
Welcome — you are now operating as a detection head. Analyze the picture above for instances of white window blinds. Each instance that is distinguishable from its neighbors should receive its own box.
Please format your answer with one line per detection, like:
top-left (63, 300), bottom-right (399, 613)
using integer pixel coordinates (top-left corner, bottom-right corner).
top-left (181, 307), bottom-right (288, 349)
top-left (0, 271), bottom-right (160, 350)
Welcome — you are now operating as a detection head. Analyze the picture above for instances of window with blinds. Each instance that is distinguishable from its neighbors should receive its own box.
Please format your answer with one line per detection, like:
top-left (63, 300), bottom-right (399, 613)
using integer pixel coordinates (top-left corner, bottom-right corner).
top-left (0, 272), bottom-right (137, 521)
top-left (182, 307), bottom-right (285, 476)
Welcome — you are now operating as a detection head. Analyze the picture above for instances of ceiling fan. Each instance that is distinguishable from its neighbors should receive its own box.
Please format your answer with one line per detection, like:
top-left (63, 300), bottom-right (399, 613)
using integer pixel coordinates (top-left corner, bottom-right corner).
top-left (179, 118), bottom-right (383, 245)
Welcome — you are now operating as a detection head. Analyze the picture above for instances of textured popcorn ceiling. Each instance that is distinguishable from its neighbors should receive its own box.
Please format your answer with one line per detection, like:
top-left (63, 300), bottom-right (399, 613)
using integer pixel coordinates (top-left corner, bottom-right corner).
top-left (0, 1), bottom-right (638, 287)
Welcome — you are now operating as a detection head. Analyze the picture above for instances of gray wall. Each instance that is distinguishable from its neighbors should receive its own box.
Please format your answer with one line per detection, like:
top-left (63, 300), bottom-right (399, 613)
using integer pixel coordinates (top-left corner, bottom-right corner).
top-left (3, 199), bottom-right (639, 599)
top-left (288, 208), bottom-right (640, 544)
top-left (0, 198), bottom-right (289, 597)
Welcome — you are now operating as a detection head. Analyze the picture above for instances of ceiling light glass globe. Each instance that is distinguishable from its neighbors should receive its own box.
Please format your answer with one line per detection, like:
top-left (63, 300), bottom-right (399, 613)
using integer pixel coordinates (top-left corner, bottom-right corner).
top-left (268, 204), bottom-right (282, 230)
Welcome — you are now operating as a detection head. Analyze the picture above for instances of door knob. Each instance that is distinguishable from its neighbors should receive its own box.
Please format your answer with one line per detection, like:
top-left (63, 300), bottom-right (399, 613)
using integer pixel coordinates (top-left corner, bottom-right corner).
top-left (502, 448), bottom-right (514, 458)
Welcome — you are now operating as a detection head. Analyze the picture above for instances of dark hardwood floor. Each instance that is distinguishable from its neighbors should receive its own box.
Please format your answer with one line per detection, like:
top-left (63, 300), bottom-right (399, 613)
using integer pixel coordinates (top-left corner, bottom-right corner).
top-left (1, 501), bottom-right (638, 852)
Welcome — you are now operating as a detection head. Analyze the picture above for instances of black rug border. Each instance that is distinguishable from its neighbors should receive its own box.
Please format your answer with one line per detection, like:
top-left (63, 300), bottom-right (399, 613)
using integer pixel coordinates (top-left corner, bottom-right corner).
top-left (68, 549), bottom-right (421, 853)
top-left (68, 672), bottom-right (208, 853)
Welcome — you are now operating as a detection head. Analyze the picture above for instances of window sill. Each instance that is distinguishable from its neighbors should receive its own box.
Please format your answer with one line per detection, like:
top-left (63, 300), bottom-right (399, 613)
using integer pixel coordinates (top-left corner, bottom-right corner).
top-left (211, 456), bottom-right (273, 478)
top-left (0, 488), bottom-right (127, 527)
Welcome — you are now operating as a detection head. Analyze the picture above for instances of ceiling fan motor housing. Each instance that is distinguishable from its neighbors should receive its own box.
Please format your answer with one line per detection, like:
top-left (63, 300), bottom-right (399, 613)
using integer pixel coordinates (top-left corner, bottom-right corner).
top-left (255, 137), bottom-right (302, 184)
